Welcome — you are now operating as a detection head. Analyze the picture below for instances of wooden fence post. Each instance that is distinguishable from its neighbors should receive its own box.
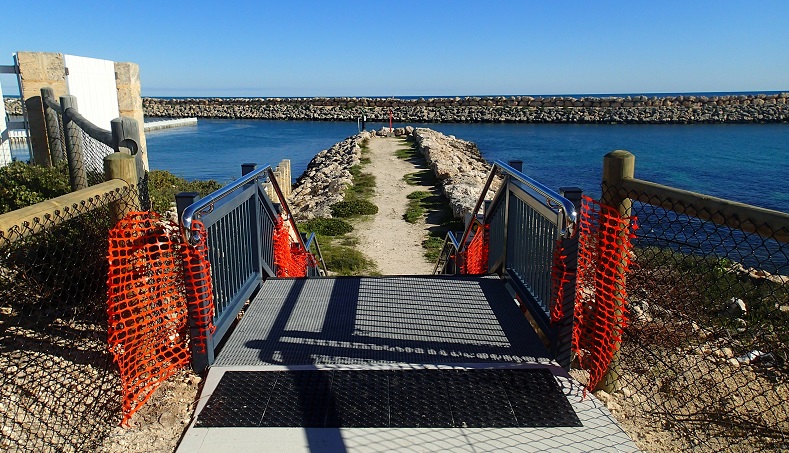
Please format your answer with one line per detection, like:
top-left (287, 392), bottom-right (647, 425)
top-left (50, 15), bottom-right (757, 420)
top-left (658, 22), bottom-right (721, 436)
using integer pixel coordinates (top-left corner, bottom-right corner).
top-left (597, 150), bottom-right (635, 392)
top-left (104, 153), bottom-right (139, 223)
top-left (60, 95), bottom-right (87, 190)
top-left (40, 87), bottom-right (63, 166)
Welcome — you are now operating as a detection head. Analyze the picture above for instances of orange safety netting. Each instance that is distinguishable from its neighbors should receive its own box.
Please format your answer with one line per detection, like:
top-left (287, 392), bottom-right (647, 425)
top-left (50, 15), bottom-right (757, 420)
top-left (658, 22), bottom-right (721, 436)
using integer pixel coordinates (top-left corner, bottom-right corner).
top-left (182, 220), bottom-right (216, 355)
top-left (273, 216), bottom-right (316, 277)
top-left (107, 212), bottom-right (190, 425)
top-left (550, 237), bottom-right (573, 324)
top-left (573, 196), bottom-right (637, 391)
top-left (460, 223), bottom-right (489, 275)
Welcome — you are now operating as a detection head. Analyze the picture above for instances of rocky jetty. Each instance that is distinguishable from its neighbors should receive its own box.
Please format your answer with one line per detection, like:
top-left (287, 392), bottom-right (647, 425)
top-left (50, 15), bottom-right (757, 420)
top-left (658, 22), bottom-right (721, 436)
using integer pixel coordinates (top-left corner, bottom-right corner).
top-left (141, 94), bottom-right (789, 124)
top-left (289, 133), bottom-right (367, 222)
top-left (289, 127), bottom-right (499, 222)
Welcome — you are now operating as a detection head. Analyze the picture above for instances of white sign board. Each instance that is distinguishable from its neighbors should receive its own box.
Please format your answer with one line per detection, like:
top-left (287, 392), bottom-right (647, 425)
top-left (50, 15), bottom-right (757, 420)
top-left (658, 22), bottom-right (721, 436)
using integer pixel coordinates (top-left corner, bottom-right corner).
top-left (0, 82), bottom-right (11, 167)
top-left (64, 54), bottom-right (119, 130)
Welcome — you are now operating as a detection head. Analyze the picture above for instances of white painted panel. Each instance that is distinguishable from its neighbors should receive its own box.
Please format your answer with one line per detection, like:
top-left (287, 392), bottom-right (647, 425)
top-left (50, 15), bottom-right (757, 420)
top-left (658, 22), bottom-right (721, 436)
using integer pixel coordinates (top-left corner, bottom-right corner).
top-left (64, 54), bottom-right (119, 130)
top-left (0, 82), bottom-right (11, 167)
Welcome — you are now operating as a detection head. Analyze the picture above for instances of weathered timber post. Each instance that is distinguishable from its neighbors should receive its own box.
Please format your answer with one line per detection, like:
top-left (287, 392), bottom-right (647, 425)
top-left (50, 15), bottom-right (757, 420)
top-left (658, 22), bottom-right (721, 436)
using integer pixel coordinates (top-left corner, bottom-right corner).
top-left (597, 150), bottom-right (635, 392)
top-left (111, 116), bottom-right (145, 200)
top-left (104, 153), bottom-right (139, 223)
top-left (60, 95), bottom-right (87, 190)
top-left (556, 186), bottom-right (583, 371)
top-left (40, 88), bottom-right (63, 166)
top-left (110, 116), bottom-right (140, 155)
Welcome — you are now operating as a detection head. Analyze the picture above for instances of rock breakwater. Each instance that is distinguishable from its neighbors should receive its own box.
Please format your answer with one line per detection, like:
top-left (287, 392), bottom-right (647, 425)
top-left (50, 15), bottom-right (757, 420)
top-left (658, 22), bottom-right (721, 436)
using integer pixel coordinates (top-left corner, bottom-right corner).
top-left (289, 133), bottom-right (367, 222)
top-left (141, 94), bottom-right (789, 124)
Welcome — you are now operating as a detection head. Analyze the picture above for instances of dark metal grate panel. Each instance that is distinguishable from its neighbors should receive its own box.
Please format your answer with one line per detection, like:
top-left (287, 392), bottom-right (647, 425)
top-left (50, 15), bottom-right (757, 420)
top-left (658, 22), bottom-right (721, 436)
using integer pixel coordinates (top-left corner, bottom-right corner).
top-left (214, 276), bottom-right (550, 367)
top-left (196, 369), bottom-right (581, 428)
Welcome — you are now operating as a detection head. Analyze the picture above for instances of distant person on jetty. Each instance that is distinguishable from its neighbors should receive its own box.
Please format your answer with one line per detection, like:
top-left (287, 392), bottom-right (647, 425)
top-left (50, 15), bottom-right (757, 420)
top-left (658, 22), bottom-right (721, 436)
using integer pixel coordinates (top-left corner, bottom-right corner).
top-left (361, 112), bottom-right (367, 131)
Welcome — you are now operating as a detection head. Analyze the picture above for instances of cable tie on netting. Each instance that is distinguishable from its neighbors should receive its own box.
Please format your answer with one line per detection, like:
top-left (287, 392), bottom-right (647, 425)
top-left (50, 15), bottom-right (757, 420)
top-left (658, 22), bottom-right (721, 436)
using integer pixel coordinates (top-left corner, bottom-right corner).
top-left (573, 195), bottom-right (638, 392)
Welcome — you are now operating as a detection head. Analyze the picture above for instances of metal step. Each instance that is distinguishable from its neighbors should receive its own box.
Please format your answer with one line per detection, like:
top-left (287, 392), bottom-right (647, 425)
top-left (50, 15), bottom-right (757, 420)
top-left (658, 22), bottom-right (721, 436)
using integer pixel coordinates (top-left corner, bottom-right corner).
top-left (195, 369), bottom-right (581, 428)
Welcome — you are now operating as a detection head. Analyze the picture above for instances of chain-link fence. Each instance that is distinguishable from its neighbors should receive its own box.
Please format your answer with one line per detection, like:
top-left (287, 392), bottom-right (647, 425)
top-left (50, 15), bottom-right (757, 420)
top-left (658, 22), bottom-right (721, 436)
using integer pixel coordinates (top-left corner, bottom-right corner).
top-left (0, 184), bottom-right (141, 452)
top-left (41, 89), bottom-right (149, 209)
top-left (596, 151), bottom-right (789, 452)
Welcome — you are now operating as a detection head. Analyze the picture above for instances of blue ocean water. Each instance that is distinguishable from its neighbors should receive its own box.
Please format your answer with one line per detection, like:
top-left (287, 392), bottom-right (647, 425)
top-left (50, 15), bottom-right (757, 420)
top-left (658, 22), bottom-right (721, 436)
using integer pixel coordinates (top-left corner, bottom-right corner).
top-left (146, 119), bottom-right (789, 213)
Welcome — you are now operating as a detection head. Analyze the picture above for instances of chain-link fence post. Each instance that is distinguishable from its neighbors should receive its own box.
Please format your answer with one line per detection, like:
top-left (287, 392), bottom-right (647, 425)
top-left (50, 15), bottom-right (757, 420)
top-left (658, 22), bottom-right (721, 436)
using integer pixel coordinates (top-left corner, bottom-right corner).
top-left (40, 87), bottom-right (63, 167)
top-left (597, 150), bottom-right (635, 392)
top-left (104, 153), bottom-right (139, 224)
top-left (60, 95), bottom-right (87, 190)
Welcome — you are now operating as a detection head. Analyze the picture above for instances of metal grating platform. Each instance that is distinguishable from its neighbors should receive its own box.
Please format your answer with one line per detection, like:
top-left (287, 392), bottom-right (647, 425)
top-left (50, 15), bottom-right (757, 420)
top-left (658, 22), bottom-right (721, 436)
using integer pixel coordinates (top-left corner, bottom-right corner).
top-left (214, 275), bottom-right (550, 367)
top-left (195, 369), bottom-right (581, 428)
top-left (177, 276), bottom-right (640, 452)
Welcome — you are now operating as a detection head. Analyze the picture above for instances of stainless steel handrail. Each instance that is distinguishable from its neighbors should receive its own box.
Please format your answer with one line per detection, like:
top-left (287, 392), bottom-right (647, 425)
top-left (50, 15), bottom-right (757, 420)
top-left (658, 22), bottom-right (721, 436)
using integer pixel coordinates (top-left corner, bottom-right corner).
top-left (457, 161), bottom-right (577, 253)
top-left (181, 165), bottom-right (271, 241)
top-left (494, 160), bottom-right (578, 226)
top-left (432, 230), bottom-right (462, 275)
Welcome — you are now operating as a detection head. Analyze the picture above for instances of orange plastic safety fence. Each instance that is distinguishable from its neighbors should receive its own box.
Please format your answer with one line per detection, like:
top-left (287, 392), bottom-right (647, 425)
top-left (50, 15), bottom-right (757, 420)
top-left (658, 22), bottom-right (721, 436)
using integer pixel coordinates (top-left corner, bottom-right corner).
top-left (460, 223), bottom-right (489, 275)
top-left (573, 196), bottom-right (637, 391)
top-left (273, 217), bottom-right (316, 277)
top-left (550, 238), bottom-right (573, 324)
top-left (182, 220), bottom-right (216, 355)
top-left (107, 212), bottom-right (190, 425)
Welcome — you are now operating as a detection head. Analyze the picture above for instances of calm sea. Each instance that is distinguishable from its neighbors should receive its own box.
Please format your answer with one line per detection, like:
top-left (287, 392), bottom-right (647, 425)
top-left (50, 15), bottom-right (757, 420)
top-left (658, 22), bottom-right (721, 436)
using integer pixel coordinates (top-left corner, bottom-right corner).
top-left (145, 119), bottom-right (789, 213)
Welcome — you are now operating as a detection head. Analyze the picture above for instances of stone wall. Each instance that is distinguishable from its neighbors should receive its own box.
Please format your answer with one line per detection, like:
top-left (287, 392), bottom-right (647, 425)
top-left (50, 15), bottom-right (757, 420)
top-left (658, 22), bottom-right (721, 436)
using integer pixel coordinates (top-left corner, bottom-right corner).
top-left (411, 128), bottom-right (500, 218)
top-left (141, 94), bottom-right (789, 124)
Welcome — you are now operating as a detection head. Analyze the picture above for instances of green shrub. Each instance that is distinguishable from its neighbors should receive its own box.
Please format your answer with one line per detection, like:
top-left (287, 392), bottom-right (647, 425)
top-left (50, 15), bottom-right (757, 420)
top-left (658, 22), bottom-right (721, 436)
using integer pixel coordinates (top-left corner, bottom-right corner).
top-left (406, 191), bottom-right (430, 200)
top-left (330, 200), bottom-right (378, 217)
top-left (298, 218), bottom-right (353, 236)
top-left (147, 170), bottom-right (223, 214)
top-left (0, 162), bottom-right (71, 214)
top-left (323, 246), bottom-right (377, 276)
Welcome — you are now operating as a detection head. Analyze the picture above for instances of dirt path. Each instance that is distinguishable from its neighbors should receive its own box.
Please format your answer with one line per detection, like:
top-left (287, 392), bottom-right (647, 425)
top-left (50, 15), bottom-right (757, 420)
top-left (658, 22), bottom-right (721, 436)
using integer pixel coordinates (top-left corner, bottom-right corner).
top-left (354, 136), bottom-right (436, 275)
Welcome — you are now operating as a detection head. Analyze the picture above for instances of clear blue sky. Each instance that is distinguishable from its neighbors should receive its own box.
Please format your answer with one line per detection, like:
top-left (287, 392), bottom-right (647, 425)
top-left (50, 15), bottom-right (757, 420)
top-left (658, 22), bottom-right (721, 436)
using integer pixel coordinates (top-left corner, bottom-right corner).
top-left (2, 0), bottom-right (788, 97)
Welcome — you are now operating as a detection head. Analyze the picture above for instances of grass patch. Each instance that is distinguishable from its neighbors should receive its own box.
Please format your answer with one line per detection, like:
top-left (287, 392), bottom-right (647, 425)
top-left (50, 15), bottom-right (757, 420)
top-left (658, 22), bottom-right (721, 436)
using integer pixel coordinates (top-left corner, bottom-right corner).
top-left (331, 199), bottom-right (378, 217)
top-left (404, 191), bottom-right (431, 223)
top-left (403, 170), bottom-right (437, 186)
top-left (347, 165), bottom-right (376, 199)
top-left (422, 235), bottom-right (446, 263)
top-left (298, 218), bottom-right (353, 236)
top-left (395, 142), bottom-right (419, 160)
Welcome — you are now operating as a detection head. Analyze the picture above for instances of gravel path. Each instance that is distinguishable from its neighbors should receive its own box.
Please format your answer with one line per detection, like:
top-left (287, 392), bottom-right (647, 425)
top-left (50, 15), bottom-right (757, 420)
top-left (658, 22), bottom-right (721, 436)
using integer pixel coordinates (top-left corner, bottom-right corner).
top-left (354, 136), bottom-right (436, 275)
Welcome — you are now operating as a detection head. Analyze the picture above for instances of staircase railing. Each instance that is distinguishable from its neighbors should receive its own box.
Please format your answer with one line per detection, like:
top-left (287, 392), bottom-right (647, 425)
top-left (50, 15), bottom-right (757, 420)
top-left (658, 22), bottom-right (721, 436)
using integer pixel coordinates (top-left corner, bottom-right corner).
top-left (178, 163), bottom-right (323, 371)
top-left (435, 160), bottom-right (581, 369)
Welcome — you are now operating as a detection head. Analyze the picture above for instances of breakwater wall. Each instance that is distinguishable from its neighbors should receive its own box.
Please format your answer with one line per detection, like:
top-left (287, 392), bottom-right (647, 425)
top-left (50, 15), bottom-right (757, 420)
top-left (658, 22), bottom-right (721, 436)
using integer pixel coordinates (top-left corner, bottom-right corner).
top-left (7, 94), bottom-right (789, 123)
top-left (140, 94), bottom-right (789, 124)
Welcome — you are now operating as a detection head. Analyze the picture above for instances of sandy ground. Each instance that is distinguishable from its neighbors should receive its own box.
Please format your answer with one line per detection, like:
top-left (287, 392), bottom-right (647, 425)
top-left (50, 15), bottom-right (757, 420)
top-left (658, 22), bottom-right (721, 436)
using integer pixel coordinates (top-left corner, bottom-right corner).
top-left (353, 136), bottom-right (437, 275)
